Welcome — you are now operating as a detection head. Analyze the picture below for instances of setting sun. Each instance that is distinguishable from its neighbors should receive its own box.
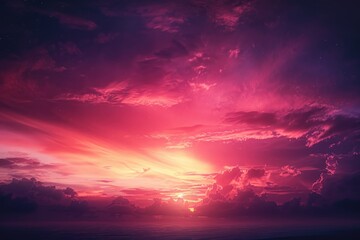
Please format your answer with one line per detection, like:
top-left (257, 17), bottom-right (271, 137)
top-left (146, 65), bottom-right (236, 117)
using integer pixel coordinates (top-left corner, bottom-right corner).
top-left (177, 193), bottom-right (184, 199)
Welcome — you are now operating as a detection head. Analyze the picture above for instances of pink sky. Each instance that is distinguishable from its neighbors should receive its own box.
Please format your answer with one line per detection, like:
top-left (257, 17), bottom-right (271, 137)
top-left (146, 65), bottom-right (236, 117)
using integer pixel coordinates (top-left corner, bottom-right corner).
top-left (0, 0), bottom-right (359, 207)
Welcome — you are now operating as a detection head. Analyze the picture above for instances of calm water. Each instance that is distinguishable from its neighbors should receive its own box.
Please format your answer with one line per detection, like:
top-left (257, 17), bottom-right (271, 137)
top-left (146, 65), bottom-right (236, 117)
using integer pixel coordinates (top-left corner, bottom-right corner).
top-left (1, 217), bottom-right (360, 239)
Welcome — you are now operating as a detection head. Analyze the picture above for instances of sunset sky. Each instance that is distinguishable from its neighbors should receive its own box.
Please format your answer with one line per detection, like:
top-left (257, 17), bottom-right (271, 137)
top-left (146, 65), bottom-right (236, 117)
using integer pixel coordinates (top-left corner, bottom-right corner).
top-left (0, 0), bottom-right (359, 208)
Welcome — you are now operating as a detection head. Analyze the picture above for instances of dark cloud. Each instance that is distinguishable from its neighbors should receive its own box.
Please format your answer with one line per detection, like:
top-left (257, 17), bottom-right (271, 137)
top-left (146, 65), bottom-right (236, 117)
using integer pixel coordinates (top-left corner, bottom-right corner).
top-left (246, 168), bottom-right (266, 179)
top-left (226, 111), bottom-right (277, 126)
top-left (95, 32), bottom-right (119, 44)
top-left (57, 42), bottom-right (81, 55)
top-left (199, 186), bottom-right (360, 218)
top-left (199, 165), bottom-right (360, 218)
top-left (321, 172), bottom-right (360, 202)
top-left (226, 107), bottom-right (360, 146)
top-left (0, 157), bottom-right (55, 170)
top-left (225, 107), bottom-right (326, 131)
top-left (316, 115), bottom-right (360, 143)
top-left (31, 8), bottom-right (97, 31)
top-left (0, 178), bottom-right (87, 218)
top-left (63, 187), bottom-right (77, 198)
top-left (155, 40), bottom-right (188, 59)
top-left (199, 188), bottom-right (278, 217)
top-left (106, 196), bottom-right (136, 216)
top-left (1, 176), bottom-right (360, 219)
top-left (0, 193), bottom-right (38, 214)
top-left (282, 107), bottom-right (326, 132)
top-left (0, 178), bottom-right (77, 205)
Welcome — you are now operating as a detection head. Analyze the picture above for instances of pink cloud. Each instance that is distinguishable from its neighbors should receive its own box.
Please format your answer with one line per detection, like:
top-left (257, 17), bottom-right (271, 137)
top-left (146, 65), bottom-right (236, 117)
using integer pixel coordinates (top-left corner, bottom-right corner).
top-left (0, 48), bottom-right (62, 102)
top-left (137, 4), bottom-right (185, 33)
top-left (206, 166), bottom-right (273, 200)
top-left (228, 48), bottom-right (240, 58)
top-left (280, 165), bottom-right (301, 177)
top-left (312, 155), bottom-right (339, 194)
top-left (56, 81), bottom-right (184, 107)
top-left (215, 166), bottom-right (242, 188)
top-left (206, 2), bottom-right (253, 31)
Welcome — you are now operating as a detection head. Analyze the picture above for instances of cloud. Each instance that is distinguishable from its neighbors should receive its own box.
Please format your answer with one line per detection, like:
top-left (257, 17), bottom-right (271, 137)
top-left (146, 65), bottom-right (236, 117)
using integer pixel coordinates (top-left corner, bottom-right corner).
top-left (226, 111), bottom-right (277, 126)
top-left (34, 9), bottom-right (97, 30)
top-left (0, 48), bottom-right (65, 102)
top-left (308, 114), bottom-right (360, 146)
top-left (312, 155), bottom-right (339, 194)
top-left (199, 188), bottom-right (278, 217)
top-left (228, 48), bottom-right (240, 58)
top-left (280, 165), bottom-right (301, 177)
top-left (58, 42), bottom-right (81, 55)
top-left (120, 188), bottom-right (168, 199)
top-left (0, 193), bottom-right (38, 214)
top-left (106, 196), bottom-right (137, 216)
top-left (2, 176), bottom-right (360, 219)
top-left (320, 172), bottom-right (360, 202)
top-left (203, 0), bottom-right (253, 31)
top-left (110, 196), bottom-right (131, 206)
top-left (214, 166), bottom-right (242, 187)
top-left (155, 40), bottom-right (188, 59)
top-left (225, 107), bottom-right (326, 131)
top-left (95, 33), bottom-right (119, 44)
top-left (199, 182), bottom-right (360, 218)
top-left (206, 166), bottom-right (271, 201)
top-left (0, 157), bottom-right (55, 170)
top-left (0, 178), bottom-right (98, 217)
top-left (168, 124), bottom-right (204, 134)
top-left (56, 81), bottom-right (185, 107)
top-left (137, 4), bottom-right (186, 33)
top-left (0, 178), bottom-right (77, 204)
top-left (246, 168), bottom-right (266, 179)
top-left (225, 107), bottom-right (360, 146)
top-left (325, 155), bottom-right (338, 175)
top-left (153, 106), bottom-right (356, 149)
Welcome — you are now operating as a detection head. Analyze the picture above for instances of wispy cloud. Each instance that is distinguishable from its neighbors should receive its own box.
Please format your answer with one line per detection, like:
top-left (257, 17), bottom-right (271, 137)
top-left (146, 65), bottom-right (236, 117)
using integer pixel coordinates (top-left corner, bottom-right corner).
top-left (56, 81), bottom-right (185, 107)
top-left (137, 4), bottom-right (186, 33)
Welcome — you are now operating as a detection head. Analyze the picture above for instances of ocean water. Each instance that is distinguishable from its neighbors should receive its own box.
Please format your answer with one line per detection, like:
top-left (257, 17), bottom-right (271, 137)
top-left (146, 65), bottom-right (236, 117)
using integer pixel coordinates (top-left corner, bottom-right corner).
top-left (1, 217), bottom-right (360, 239)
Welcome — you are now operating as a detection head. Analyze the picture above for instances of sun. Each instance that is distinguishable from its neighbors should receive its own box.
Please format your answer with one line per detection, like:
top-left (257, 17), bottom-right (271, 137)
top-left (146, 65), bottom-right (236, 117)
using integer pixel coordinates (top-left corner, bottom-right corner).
top-left (177, 193), bottom-right (184, 199)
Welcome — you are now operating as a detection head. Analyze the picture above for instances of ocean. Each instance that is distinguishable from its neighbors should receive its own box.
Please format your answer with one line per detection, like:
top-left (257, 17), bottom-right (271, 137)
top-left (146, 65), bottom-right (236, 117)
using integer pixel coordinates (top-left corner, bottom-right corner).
top-left (1, 217), bottom-right (360, 239)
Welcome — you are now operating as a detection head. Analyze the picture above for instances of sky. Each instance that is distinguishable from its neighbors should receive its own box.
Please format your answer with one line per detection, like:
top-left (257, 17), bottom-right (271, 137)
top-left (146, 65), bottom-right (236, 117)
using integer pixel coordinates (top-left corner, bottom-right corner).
top-left (0, 0), bottom-right (359, 211)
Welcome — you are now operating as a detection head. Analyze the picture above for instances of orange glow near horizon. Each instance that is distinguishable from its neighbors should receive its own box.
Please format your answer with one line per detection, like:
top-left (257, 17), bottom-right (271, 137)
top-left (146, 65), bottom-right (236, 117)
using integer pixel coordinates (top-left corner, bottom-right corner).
top-left (0, 110), bottom-right (214, 201)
